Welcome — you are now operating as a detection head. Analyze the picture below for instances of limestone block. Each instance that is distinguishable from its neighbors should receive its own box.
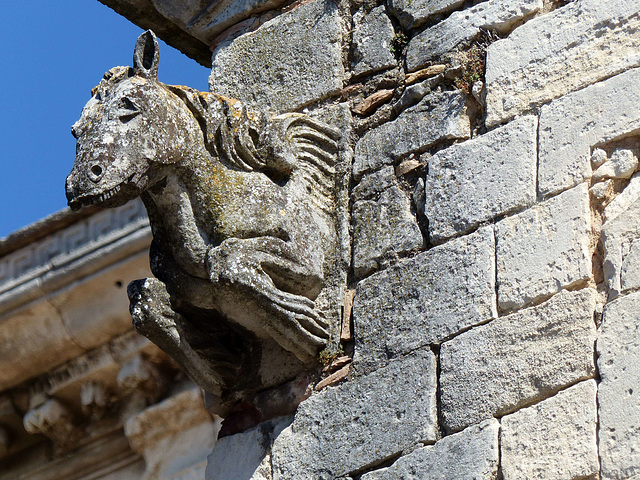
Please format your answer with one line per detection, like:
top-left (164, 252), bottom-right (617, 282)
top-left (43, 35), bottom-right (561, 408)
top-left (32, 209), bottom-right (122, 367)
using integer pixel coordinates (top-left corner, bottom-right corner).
top-left (0, 300), bottom-right (84, 391)
top-left (151, 0), bottom-right (289, 46)
top-left (271, 349), bottom-right (437, 479)
top-left (351, 6), bottom-right (397, 77)
top-left (407, 0), bottom-right (541, 72)
top-left (496, 183), bottom-right (591, 311)
top-left (206, 416), bottom-right (292, 480)
top-left (351, 166), bottom-right (396, 200)
top-left (486, 0), bottom-right (640, 128)
top-left (441, 289), bottom-right (597, 433)
top-left (352, 170), bottom-right (423, 277)
top-left (361, 419), bottom-right (499, 480)
top-left (425, 115), bottom-right (537, 243)
top-left (604, 173), bottom-right (640, 225)
top-left (538, 67), bottom-right (640, 197)
top-left (597, 291), bottom-right (640, 479)
top-left (353, 226), bottom-right (496, 374)
top-left (600, 175), bottom-right (640, 298)
top-left (353, 91), bottom-right (469, 181)
top-left (388, 0), bottom-right (464, 30)
top-left (209, 0), bottom-right (344, 113)
top-left (501, 380), bottom-right (599, 480)
top-left (621, 239), bottom-right (640, 292)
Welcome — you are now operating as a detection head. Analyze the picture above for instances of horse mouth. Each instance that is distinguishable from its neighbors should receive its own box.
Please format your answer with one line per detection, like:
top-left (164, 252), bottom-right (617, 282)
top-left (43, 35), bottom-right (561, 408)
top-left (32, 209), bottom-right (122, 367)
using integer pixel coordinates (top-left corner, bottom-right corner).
top-left (68, 184), bottom-right (122, 211)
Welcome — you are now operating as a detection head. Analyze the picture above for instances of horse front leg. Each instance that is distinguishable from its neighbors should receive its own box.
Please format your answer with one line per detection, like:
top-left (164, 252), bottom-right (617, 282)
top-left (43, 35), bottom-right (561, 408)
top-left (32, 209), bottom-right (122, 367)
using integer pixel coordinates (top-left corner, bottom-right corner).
top-left (127, 277), bottom-right (233, 395)
top-left (205, 236), bottom-right (330, 363)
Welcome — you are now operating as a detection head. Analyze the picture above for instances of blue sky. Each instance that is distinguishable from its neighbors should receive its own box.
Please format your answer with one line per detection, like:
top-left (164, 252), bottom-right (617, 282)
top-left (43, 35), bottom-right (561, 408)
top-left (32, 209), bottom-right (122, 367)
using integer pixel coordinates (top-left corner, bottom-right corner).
top-left (0, 1), bottom-right (210, 238)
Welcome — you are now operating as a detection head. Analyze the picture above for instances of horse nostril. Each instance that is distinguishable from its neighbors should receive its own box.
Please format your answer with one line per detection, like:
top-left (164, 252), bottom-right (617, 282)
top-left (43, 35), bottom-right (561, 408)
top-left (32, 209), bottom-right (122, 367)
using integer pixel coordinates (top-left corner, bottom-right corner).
top-left (90, 164), bottom-right (104, 181)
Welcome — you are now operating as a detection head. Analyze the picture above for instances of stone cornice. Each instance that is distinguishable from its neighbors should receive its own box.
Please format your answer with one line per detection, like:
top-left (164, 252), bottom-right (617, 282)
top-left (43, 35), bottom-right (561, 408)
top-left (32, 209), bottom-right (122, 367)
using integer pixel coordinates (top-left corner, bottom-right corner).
top-left (0, 199), bottom-right (150, 316)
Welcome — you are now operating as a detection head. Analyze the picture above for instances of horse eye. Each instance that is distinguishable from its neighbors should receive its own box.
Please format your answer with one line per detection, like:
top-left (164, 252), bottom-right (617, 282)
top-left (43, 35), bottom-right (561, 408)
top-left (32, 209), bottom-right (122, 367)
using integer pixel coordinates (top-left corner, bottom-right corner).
top-left (120, 97), bottom-right (138, 111)
top-left (119, 97), bottom-right (141, 122)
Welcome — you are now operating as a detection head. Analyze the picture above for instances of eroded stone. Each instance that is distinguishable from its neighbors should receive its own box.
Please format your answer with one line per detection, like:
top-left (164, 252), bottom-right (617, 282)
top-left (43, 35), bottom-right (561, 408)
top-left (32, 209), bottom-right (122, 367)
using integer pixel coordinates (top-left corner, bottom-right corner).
top-left (352, 181), bottom-right (423, 278)
top-left (206, 416), bottom-right (292, 480)
top-left (496, 184), bottom-right (591, 311)
top-left (425, 115), bottom-right (537, 243)
top-left (501, 380), bottom-right (599, 480)
top-left (593, 148), bottom-right (638, 181)
top-left (597, 292), bottom-right (640, 480)
top-left (353, 226), bottom-right (496, 374)
top-left (388, 0), bottom-right (464, 30)
top-left (538, 67), bottom-right (640, 197)
top-left (486, 0), bottom-right (640, 127)
top-left (361, 419), bottom-right (499, 480)
top-left (441, 289), bottom-right (596, 432)
top-left (406, 0), bottom-right (542, 72)
top-left (601, 174), bottom-right (640, 299)
top-left (209, 0), bottom-right (344, 113)
top-left (353, 91), bottom-right (469, 180)
top-left (351, 6), bottom-right (397, 77)
top-left (271, 349), bottom-right (437, 479)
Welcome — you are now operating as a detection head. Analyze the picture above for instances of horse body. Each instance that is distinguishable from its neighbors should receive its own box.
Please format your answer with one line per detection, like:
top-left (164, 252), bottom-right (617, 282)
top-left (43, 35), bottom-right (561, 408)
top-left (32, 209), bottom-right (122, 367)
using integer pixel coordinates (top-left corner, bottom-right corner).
top-left (65, 31), bottom-right (338, 400)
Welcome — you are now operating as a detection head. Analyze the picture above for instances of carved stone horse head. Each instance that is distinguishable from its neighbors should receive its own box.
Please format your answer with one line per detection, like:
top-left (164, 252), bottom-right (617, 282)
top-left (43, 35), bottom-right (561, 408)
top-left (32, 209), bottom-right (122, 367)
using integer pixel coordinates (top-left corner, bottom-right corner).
top-left (65, 32), bottom-right (204, 211)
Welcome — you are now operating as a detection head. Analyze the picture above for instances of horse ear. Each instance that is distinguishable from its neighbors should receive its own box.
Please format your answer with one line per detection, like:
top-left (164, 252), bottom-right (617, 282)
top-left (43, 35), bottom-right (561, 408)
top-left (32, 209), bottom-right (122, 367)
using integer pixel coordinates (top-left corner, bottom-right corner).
top-left (133, 30), bottom-right (159, 79)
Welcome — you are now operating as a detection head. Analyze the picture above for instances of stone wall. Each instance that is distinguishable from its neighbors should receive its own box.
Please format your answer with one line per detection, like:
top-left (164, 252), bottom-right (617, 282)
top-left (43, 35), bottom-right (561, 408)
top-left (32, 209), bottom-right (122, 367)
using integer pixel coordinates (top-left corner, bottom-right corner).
top-left (2, 0), bottom-right (639, 478)
top-left (201, 0), bottom-right (640, 478)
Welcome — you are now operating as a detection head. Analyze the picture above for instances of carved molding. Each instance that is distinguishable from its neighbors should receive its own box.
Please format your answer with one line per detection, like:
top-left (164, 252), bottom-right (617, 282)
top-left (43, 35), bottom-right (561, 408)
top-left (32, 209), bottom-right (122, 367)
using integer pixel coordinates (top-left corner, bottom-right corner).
top-left (0, 199), bottom-right (148, 303)
top-left (124, 388), bottom-right (219, 480)
top-left (23, 398), bottom-right (81, 450)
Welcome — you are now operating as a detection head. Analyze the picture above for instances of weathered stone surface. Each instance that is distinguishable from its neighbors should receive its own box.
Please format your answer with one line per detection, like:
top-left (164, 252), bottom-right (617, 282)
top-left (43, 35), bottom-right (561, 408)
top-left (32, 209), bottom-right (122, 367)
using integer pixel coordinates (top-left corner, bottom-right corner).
top-left (441, 289), bottom-right (597, 432)
top-left (353, 169), bottom-right (423, 277)
top-left (361, 419), bottom-right (499, 480)
top-left (353, 91), bottom-right (469, 180)
top-left (392, 75), bottom-right (443, 115)
top-left (388, 0), bottom-right (464, 30)
top-left (206, 416), bottom-right (292, 480)
top-left (597, 291), bottom-right (640, 479)
top-left (151, 0), bottom-right (289, 47)
top-left (425, 115), bottom-right (537, 243)
top-left (406, 0), bottom-right (542, 72)
top-left (501, 380), bottom-right (599, 480)
top-left (621, 239), bottom-right (640, 293)
top-left (496, 184), bottom-right (591, 311)
top-left (538, 67), bottom-right (640, 197)
top-left (353, 226), bottom-right (496, 374)
top-left (351, 7), bottom-right (397, 77)
top-left (486, 0), bottom-right (640, 128)
top-left (604, 172), bottom-right (640, 225)
top-left (599, 174), bottom-right (640, 299)
top-left (592, 148), bottom-right (608, 169)
top-left (125, 388), bottom-right (218, 480)
top-left (593, 149), bottom-right (638, 182)
top-left (271, 349), bottom-right (437, 479)
top-left (209, 0), bottom-right (344, 113)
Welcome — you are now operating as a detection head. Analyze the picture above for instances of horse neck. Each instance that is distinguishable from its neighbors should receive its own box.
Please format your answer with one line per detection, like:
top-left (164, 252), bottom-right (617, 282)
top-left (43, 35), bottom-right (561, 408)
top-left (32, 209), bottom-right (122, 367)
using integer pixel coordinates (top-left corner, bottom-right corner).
top-left (142, 151), bottom-right (221, 278)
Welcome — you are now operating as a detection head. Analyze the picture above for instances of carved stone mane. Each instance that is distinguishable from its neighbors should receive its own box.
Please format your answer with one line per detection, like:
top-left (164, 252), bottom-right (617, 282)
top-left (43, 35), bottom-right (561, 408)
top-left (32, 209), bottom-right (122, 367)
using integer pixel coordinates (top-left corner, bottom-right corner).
top-left (65, 31), bottom-right (343, 414)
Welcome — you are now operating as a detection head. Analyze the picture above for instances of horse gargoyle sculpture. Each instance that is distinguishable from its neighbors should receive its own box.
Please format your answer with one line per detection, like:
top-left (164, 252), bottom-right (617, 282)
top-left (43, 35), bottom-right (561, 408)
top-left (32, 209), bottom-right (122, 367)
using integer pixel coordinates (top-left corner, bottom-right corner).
top-left (65, 31), bottom-right (343, 404)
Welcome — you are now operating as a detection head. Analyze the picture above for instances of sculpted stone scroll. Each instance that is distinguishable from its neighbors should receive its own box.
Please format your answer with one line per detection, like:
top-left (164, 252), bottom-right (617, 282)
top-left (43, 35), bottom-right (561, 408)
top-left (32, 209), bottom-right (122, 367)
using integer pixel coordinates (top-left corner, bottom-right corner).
top-left (65, 31), bottom-right (345, 413)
